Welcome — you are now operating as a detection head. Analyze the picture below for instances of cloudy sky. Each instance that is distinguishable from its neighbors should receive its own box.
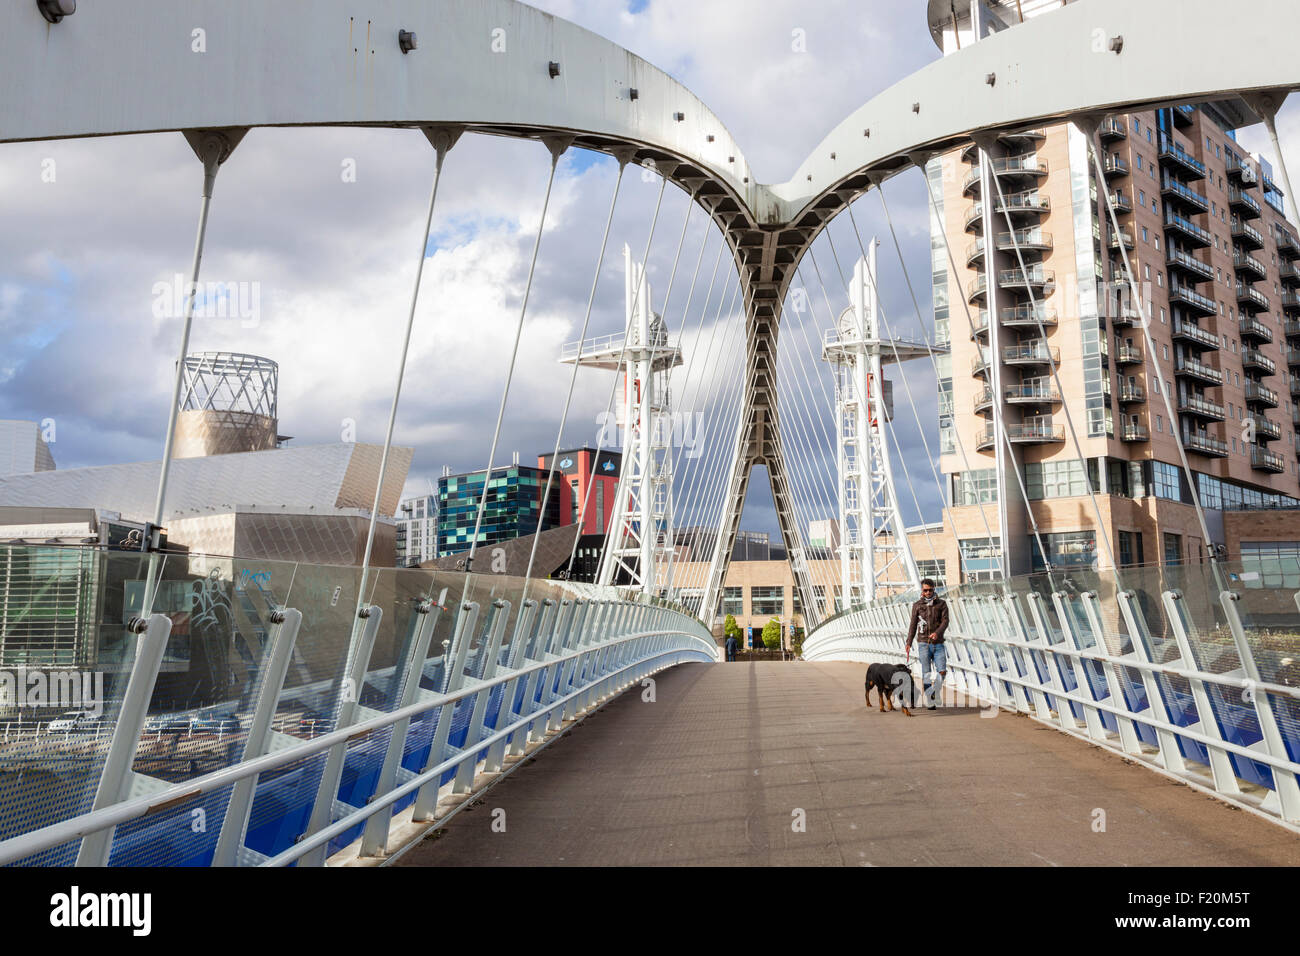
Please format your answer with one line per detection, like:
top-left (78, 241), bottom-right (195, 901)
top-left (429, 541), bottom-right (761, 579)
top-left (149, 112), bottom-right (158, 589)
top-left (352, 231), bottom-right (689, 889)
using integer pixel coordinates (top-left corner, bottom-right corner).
top-left (3, 0), bottom-right (1298, 542)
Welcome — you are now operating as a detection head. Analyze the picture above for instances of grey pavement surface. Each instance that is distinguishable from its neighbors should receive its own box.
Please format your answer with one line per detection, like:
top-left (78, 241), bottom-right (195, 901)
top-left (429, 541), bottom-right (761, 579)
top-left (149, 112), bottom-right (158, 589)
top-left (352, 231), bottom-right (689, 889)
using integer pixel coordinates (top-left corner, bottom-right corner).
top-left (396, 661), bottom-right (1300, 866)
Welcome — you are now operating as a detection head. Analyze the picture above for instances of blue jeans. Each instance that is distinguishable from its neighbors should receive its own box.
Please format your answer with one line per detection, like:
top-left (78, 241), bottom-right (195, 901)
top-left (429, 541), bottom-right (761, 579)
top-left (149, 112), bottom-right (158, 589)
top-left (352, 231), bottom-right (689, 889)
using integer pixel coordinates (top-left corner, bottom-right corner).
top-left (917, 642), bottom-right (947, 706)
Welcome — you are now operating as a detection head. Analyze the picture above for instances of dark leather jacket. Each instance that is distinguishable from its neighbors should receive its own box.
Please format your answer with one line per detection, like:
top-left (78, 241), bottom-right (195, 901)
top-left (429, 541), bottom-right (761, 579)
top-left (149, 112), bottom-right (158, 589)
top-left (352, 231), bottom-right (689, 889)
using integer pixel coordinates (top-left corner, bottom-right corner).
top-left (906, 597), bottom-right (949, 646)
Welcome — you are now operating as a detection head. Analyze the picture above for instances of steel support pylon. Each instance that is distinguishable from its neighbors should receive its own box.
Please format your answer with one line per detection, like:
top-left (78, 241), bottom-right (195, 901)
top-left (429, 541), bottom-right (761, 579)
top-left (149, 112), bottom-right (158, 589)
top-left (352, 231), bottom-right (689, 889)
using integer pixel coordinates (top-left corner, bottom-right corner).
top-left (823, 247), bottom-right (923, 606)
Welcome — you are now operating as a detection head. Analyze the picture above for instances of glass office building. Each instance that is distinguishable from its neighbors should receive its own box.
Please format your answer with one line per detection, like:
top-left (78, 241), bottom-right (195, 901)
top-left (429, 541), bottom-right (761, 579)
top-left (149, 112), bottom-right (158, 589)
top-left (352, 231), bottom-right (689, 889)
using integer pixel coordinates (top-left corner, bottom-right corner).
top-left (436, 464), bottom-right (563, 558)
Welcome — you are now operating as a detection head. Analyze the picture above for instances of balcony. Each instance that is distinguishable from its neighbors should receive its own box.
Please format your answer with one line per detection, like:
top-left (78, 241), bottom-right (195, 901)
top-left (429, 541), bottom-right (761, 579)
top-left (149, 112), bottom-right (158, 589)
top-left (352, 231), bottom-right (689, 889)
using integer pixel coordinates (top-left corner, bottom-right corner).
top-left (1172, 319), bottom-right (1219, 349)
top-left (1168, 282), bottom-right (1217, 316)
top-left (1239, 316), bottom-right (1273, 344)
top-left (1103, 155), bottom-right (1130, 179)
top-left (1233, 250), bottom-right (1268, 281)
top-left (1111, 304), bottom-right (1142, 327)
top-left (997, 229), bottom-right (1053, 256)
top-left (1173, 104), bottom-right (1196, 128)
top-left (1178, 393), bottom-right (1226, 421)
top-left (1121, 423), bottom-right (1150, 443)
top-left (998, 266), bottom-right (1055, 294)
top-left (1236, 283), bottom-right (1270, 312)
top-left (1232, 220), bottom-right (1265, 250)
top-left (1253, 416), bottom-right (1282, 442)
top-left (1245, 381), bottom-right (1280, 407)
top-left (1100, 117), bottom-right (1128, 141)
top-left (1291, 374), bottom-right (1300, 398)
top-left (1228, 156), bottom-right (1260, 189)
top-left (1108, 227), bottom-right (1135, 251)
top-left (1010, 418), bottom-right (1066, 444)
top-left (972, 351), bottom-right (992, 377)
top-left (963, 155), bottom-right (1050, 195)
top-left (1003, 342), bottom-right (1060, 366)
top-left (1118, 383), bottom-right (1146, 404)
top-left (1004, 384), bottom-right (1061, 405)
top-left (1184, 431), bottom-right (1228, 457)
top-left (1160, 176), bottom-right (1209, 213)
top-left (1278, 230), bottom-right (1300, 261)
top-left (1282, 291), bottom-right (1300, 312)
top-left (999, 304), bottom-right (1058, 329)
top-left (1242, 348), bottom-right (1276, 376)
top-left (1164, 211), bottom-right (1212, 248)
top-left (1280, 262), bottom-right (1300, 286)
top-left (974, 389), bottom-right (994, 414)
top-left (1158, 133), bottom-right (1207, 180)
top-left (1115, 344), bottom-right (1143, 365)
top-left (1252, 448), bottom-right (1286, 473)
top-left (1167, 248), bottom-right (1214, 282)
top-left (1229, 186), bottom-right (1262, 219)
top-left (1285, 321), bottom-right (1300, 341)
top-left (1175, 356), bottom-right (1223, 385)
top-left (1110, 191), bottom-right (1133, 215)
top-left (967, 275), bottom-right (988, 304)
top-left (1288, 349), bottom-right (1300, 368)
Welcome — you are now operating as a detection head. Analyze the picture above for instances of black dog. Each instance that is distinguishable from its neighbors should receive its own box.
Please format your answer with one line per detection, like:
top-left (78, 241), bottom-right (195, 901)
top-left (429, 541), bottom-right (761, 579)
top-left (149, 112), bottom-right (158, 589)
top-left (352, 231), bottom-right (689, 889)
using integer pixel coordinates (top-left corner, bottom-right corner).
top-left (864, 662), bottom-right (918, 716)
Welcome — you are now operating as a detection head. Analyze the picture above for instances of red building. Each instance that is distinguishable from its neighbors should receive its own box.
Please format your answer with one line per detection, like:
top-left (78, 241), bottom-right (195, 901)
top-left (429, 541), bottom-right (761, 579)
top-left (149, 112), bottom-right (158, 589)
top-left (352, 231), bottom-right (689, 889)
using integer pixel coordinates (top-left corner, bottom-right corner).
top-left (537, 448), bottom-right (622, 535)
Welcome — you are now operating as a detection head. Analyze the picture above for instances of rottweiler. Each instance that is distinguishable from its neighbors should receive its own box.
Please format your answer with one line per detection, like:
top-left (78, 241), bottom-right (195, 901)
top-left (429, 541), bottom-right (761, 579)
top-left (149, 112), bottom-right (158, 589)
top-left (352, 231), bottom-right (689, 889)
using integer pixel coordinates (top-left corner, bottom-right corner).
top-left (864, 662), bottom-right (918, 716)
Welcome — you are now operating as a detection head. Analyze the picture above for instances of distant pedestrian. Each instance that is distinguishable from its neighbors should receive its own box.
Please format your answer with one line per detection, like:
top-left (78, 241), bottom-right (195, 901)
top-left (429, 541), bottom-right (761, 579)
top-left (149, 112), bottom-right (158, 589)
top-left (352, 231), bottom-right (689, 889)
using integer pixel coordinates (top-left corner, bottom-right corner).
top-left (725, 634), bottom-right (737, 662)
top-left (905, 578), bottom-right (949, 709)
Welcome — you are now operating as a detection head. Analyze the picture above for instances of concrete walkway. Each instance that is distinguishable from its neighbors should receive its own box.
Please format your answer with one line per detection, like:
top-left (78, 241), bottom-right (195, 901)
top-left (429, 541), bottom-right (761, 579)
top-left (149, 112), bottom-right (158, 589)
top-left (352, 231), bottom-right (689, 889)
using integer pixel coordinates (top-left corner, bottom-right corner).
top-left (396, 662), bottom-right (1300, 866)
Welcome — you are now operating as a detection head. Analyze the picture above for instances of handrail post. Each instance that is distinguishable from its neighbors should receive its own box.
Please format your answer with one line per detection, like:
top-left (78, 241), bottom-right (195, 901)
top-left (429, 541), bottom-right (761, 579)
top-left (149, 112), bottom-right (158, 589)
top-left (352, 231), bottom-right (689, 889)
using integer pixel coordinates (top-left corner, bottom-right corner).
top-left (75, 613), bottom-right (173, 867)
top-left (213, 607), bottom-right (303, 866)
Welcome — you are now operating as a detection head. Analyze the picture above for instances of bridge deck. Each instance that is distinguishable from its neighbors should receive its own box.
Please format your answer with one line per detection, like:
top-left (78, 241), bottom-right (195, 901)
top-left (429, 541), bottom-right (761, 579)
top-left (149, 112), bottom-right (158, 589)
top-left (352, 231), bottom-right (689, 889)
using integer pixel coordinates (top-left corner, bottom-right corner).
top-left (396, 662), bottom-right (1300, 866)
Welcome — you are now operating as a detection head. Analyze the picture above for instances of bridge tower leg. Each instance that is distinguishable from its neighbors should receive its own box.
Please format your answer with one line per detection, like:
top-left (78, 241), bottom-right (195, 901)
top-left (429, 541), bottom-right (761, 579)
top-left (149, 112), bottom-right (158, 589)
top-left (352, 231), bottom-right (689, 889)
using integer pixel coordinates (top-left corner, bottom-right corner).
top-left (700, 281), bottom-right (820, 634)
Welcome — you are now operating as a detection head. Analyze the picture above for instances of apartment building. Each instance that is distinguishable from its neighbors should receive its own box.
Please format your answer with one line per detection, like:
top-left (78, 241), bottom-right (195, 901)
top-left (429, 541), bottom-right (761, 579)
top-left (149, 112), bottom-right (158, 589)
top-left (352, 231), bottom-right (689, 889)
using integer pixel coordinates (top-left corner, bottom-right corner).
top-left (929, 0), bottom-right (1300, 580)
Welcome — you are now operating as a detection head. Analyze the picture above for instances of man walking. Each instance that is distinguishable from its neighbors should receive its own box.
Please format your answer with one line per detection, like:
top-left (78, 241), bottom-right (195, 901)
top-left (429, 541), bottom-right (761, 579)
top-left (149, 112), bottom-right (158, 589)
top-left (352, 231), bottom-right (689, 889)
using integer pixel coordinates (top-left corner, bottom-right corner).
top-left (724, 633), bottom-right (737, 662)
top-left (905, 578), bottom-right (949, 709)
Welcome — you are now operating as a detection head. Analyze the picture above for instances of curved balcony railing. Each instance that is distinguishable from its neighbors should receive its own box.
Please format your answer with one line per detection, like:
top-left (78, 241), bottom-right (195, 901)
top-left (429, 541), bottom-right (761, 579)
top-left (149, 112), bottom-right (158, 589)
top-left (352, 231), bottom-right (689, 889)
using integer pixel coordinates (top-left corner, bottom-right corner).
top-left (1003, 343), bottom-right (1060, 366)
top-left (1004, 384), bottom-right (1061, 404)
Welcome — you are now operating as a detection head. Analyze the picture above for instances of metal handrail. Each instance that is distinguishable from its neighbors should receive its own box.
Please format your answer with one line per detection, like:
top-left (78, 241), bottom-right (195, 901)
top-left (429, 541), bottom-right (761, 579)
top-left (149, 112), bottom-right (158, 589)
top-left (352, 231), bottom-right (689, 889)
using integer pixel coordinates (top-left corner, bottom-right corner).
top-left (0, 618), bottom-right (715, 866)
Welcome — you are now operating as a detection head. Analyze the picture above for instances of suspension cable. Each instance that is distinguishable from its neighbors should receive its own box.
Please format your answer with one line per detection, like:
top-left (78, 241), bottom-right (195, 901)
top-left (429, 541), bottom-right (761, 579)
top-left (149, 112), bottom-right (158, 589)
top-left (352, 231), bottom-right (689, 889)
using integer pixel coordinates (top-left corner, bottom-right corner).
top-left (986, 161), bottom-right (1120, 576)
top-left (912, 166), bottom-right (1054, 581)
top-left (464, 141), bottom-right (567, 576)
top-left (524, 155), bottom-right (629, 587)
top-left (562, 170), bottom-right (671, 579)
top-left (353, 132), bottom-right (457, 618)
top-left (1089, 129), bottom-right (1220, 582)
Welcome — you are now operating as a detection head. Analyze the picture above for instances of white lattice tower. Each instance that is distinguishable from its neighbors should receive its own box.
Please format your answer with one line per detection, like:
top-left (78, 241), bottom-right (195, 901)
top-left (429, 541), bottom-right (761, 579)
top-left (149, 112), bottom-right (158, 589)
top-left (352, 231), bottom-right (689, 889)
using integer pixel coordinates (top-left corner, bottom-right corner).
top-left (823, 246), bottom-right (925, 605)
top-left (563, 245), bottom-right (681, 591)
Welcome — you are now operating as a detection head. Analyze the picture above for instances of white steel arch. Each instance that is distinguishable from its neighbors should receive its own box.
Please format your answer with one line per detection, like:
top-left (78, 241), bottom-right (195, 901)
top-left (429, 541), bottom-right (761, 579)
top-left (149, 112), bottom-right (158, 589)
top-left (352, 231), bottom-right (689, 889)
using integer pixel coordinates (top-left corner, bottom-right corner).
top-left (5, 0), bottom-right (1300, 625)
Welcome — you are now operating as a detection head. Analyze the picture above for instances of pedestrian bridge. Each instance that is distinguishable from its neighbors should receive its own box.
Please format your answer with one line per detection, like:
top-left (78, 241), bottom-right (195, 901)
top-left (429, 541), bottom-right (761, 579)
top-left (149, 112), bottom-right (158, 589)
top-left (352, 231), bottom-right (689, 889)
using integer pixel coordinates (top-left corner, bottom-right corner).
top-left (1, 549), bottom-right (1298, 867)
top-left (3, 0), bottom-right (1300, 866)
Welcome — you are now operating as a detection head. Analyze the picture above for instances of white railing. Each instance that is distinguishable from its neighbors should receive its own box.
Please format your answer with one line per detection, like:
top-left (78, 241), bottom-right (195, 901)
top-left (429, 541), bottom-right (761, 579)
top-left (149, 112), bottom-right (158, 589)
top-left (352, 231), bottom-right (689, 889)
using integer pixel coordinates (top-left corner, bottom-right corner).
top-left (0, 554), bottom-right (716, 868)
top-left (803, 563), bottom-right (1300, 832)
